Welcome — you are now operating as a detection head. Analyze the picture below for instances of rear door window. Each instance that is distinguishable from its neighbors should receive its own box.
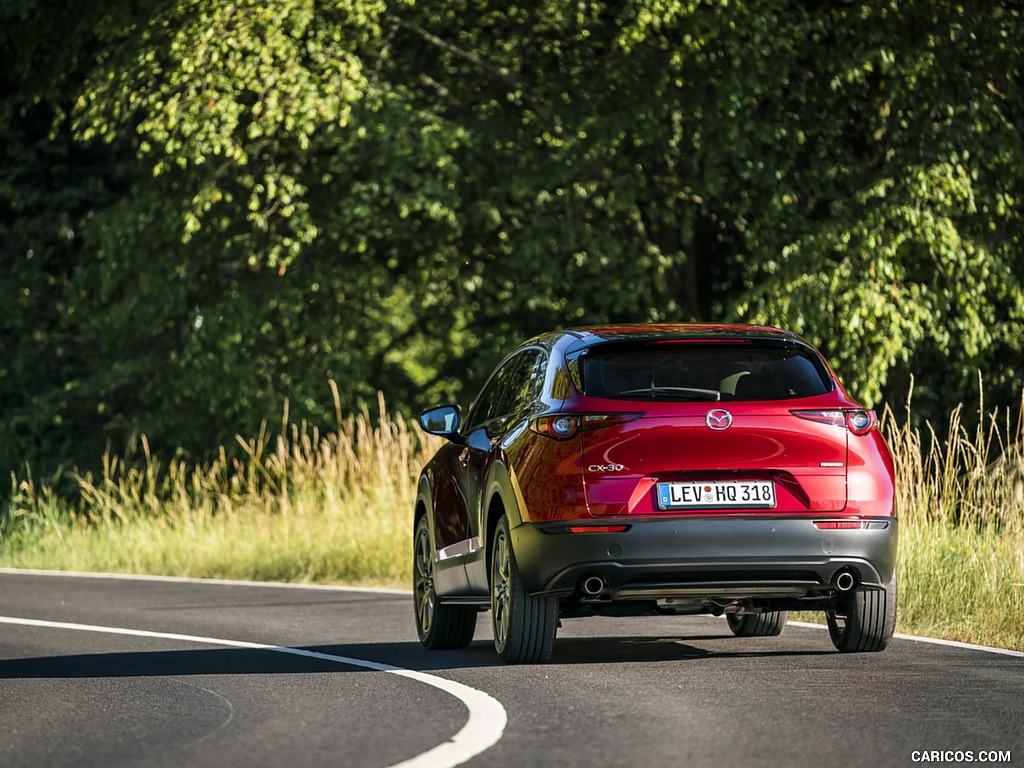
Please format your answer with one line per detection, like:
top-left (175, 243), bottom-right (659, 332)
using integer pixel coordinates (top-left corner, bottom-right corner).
top-left (582, 344), bottom-right (832, 402)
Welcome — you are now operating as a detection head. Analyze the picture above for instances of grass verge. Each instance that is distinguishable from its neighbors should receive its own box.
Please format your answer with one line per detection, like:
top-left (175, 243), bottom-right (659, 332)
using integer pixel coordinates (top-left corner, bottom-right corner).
top-left (1, 385), bottom-right (1022, 651)
top-left (0, 388), bottom-right (434, 590)
top-left (881, 389), bottom-right (1024, 650)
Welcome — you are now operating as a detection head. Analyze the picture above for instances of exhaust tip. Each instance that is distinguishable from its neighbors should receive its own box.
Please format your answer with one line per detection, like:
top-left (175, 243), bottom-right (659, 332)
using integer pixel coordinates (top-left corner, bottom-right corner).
top-left (581, 575), bottom-right (606, 596)
top-left (833, 570), bottom-right (857, 592)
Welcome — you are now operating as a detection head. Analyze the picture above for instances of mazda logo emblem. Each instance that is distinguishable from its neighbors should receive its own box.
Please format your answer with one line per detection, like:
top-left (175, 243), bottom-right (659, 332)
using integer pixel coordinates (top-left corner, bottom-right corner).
top-left (706, 409), bottom-right (733, 430)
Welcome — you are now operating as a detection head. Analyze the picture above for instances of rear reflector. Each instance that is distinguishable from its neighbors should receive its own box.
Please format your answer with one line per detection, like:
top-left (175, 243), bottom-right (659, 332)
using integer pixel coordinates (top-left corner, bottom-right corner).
top-left (813, 521), bottom-right (866, 530)
top-left (569, 525), bottom-right (630, 534)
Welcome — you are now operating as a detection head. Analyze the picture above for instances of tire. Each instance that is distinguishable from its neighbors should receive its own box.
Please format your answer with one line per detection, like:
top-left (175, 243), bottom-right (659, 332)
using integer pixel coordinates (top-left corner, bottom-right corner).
top-left (826, 571), bottom-right (898, 653)
top-left (491, 515), bottom-right (558, 663)
top-left (727, 610), bottom-right (789, 637)
top-left (413, 516), bottom-right (476, 649)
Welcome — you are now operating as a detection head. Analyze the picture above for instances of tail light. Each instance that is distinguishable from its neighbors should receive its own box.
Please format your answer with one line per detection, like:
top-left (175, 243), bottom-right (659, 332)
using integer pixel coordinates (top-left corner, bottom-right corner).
top-left (530, 413), bottom-right (643, 441)
top-left (791, 409), bottom-right (878, 435)
top-left (845, 410), bottom-right (877, 435)
top-left (581, 413), bottom-right (643, 430)
top-left (531, 415), bottom-right (581, 440)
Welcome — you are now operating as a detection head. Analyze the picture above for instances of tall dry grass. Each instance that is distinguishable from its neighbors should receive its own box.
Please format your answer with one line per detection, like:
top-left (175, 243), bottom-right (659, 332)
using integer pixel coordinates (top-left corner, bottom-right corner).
top-left (884, 384), bottom-right (1024, 650)
top-left (1, 382), bottom-right (1022, 649)
top-left (0, 384), bottom-right (439, 588)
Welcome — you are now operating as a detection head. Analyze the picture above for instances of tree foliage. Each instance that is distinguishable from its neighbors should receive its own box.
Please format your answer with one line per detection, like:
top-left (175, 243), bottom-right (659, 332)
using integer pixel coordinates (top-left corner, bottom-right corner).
top-left (1, 0), bottom-right (1022, 479)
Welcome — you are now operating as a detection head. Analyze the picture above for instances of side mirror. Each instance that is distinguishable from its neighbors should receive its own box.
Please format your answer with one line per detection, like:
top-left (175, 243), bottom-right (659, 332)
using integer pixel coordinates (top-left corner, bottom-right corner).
top-left (418, 405), bottom-right (462, 439)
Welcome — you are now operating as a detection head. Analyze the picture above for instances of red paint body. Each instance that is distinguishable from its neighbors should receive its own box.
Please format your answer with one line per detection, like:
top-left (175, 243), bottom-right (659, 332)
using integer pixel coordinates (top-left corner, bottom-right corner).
top-left (414, 324), bottom-right (899, 660)
top-left (501, 327), bottom-right (895, 526)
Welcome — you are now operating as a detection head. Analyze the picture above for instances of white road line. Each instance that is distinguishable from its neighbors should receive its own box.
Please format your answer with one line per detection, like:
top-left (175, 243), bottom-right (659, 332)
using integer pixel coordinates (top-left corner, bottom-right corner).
top-left (787, 620), bottom-right (1024, 659)
top-left (0, 567), bottom-right (408, 595)
top-left (0, 615), bottom-right (507, 768)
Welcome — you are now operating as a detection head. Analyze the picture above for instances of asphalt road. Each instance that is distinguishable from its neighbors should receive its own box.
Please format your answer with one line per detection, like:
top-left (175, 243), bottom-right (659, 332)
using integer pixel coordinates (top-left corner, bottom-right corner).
top-left (1, 570), bottom-right (1021, 768)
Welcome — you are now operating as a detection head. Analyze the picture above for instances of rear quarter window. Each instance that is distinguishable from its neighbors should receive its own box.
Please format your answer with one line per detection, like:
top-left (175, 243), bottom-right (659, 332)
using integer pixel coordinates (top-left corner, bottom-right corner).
top-left (582, 344), bottom-right (833, 401)
top-left (464, 348), bottom-right (548, 430)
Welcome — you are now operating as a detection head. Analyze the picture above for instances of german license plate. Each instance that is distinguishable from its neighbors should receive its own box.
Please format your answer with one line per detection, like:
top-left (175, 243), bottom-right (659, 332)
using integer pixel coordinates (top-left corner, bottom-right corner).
top-left (656, 480), bottom-right (776, 510)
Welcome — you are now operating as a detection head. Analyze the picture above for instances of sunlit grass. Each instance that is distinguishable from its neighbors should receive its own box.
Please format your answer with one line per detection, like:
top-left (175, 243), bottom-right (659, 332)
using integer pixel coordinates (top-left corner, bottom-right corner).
top-left (1, 382), bottom-right (1022, 650)
top-left (883, 385), bottom-right (1024, 650)
top-left (0, 385), bottom-right (438, 589)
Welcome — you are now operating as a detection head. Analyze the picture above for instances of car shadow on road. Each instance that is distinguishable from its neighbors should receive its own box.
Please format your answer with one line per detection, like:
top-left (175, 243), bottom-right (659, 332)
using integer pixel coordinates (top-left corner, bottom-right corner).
top-left (0, 634), bottom-right (835, 680)
top-left (0, 646), bottom-right (379, 679)
top-left (544, 636), bottom-right (838, 665)
top-left (385, 635), bottom-right (837, 670)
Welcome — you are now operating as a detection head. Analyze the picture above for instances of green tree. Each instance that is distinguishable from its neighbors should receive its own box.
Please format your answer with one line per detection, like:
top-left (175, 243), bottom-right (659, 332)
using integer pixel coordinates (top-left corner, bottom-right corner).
top-left (1, 0), bottom-right (1021, 482)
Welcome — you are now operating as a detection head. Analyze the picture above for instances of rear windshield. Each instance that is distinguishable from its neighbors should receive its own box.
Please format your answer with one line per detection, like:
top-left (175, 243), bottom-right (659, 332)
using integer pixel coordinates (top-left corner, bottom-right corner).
top-left (581, 344), bottom-right (833, 402)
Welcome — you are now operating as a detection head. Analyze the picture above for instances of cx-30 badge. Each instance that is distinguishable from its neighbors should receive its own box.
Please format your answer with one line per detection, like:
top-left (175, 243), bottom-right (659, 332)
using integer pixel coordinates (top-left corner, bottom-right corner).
top-left (706, 409), bottom-right (733, 430)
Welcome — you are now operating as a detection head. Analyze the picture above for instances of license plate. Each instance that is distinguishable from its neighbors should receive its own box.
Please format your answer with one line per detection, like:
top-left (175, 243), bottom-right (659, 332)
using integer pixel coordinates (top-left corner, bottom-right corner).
top-left (656, 480), bottom-right (776, 510)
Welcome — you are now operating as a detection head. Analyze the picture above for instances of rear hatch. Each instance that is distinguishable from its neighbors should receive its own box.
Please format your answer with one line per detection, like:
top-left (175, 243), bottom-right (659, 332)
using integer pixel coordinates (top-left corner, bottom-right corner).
top-left (574, 339), bottom-right (848, 516)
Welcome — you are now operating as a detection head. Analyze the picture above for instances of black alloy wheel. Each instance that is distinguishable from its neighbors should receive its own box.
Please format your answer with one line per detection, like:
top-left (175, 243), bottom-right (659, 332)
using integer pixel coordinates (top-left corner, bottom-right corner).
top-left (491, 515), bottom-right (558, 663)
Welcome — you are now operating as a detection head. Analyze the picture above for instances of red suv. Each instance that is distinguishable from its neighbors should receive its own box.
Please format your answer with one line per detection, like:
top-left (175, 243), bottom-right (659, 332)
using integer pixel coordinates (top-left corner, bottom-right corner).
top-left (413, 324), bottom-right (897, 662)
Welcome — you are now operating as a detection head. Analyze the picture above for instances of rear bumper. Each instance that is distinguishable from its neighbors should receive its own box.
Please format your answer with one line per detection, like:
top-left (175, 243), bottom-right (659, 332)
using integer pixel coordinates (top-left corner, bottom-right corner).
top-left (510, 515), bottom-right (898, 599)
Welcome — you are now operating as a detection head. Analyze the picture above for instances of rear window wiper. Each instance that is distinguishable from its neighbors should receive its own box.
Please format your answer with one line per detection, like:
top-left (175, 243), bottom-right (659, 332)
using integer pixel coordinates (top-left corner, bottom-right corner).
top-left (616, 386), bottom-right (722, 401)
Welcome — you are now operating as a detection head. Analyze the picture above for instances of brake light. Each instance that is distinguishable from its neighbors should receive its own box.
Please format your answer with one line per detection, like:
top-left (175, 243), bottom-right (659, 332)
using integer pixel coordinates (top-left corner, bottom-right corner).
top-left (791, 409), bottom-right (878, 435)
top-left (530, 413), bottom-right (643, 440)
top-left (569, 525), bottom-right (630, 533)
top-left (791, 409), bottom-right (845, 427)
top-left (648, 339), bottom-right (750, 344)
top-left (813, 521), bottom-right (866, 530)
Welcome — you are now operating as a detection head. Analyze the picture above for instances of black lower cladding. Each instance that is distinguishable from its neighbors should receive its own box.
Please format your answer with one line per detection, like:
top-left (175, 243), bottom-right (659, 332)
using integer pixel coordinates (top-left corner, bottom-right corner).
top-left (509, 516), bottom-right (899, 599)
